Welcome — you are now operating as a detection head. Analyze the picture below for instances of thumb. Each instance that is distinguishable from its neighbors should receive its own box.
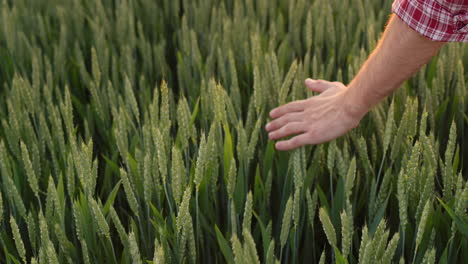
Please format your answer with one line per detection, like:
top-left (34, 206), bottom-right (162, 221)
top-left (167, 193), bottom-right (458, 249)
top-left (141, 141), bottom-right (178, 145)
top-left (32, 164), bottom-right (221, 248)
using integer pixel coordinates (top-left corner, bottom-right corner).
top-left (305, 78), bottom-right (335, 93)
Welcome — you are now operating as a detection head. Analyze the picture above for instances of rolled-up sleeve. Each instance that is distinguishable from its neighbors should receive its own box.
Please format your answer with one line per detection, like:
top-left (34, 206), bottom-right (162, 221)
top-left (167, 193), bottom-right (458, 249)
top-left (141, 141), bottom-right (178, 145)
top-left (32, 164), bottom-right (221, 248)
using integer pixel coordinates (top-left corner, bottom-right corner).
top-left (392, 0), bottom-right (468, 42)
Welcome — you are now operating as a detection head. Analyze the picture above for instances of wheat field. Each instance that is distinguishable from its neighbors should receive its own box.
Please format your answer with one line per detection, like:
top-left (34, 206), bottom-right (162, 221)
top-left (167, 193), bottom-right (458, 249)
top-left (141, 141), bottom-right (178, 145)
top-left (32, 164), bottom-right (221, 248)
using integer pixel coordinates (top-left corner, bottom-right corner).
top-left (0, 0), bottom-right (467, 263)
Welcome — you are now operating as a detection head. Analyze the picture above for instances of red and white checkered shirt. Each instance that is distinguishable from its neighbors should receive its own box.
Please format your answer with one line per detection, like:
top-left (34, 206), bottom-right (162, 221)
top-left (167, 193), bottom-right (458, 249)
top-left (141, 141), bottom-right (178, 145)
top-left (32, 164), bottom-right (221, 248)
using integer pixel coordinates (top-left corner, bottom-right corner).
top-left (393, 0), bottom-right (468, 42)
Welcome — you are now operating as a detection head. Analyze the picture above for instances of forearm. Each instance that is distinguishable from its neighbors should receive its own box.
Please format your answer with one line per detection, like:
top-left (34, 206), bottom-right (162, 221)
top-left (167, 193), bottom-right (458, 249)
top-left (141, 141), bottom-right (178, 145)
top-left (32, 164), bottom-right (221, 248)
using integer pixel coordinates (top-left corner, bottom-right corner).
top-left (345, 14), bottom-right (445, 117)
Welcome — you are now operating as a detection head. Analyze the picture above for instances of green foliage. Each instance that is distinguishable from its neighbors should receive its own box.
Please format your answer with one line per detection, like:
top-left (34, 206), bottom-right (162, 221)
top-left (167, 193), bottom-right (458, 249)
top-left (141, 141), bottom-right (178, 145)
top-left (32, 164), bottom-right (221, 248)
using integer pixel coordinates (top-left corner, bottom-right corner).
top-left (0, 0), bottom-right (466, 263)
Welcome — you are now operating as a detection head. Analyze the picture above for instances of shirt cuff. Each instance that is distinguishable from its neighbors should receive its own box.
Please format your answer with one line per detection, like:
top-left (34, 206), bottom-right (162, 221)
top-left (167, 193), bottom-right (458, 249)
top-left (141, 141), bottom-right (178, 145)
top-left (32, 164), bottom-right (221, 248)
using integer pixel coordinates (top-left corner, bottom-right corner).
top-left (392, 0), bottom-right (468, 43)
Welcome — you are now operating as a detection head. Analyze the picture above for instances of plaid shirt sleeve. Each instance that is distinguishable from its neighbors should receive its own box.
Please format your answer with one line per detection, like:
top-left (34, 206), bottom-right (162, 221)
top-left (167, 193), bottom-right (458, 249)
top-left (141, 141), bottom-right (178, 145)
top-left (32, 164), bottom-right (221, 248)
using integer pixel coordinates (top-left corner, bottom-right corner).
top-left (393, 0), bottom-right (468, 42)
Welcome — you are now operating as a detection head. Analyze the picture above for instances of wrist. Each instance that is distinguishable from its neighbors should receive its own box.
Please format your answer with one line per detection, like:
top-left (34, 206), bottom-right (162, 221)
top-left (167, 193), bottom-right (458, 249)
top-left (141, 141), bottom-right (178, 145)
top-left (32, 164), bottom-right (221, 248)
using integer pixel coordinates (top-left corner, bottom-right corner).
top-left (342, 83), bottom-right (371, 122)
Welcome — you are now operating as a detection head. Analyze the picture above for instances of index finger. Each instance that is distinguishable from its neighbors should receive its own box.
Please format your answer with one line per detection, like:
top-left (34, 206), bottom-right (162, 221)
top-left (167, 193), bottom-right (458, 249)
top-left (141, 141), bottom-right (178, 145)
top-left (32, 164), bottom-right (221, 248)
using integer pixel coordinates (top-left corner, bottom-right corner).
top-left (269, 100), bottom-right (306, 119)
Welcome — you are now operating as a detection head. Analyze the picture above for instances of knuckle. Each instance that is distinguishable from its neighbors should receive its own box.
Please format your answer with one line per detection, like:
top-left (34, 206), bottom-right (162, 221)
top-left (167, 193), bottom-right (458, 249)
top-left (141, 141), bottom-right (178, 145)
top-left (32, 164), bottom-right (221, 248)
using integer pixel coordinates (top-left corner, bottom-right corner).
top-left (305, 130), bottom-right (316, 140)
top-left (270, 120), bottom-right (280, 129)
top-left (291, 137), bottom-right (300, 145)
top-left (284, 112), bottom-right (294, 119)
top-left (270, 131), bottom-right (278, 139)
top-left (282, 124), bottom-right (292, 134)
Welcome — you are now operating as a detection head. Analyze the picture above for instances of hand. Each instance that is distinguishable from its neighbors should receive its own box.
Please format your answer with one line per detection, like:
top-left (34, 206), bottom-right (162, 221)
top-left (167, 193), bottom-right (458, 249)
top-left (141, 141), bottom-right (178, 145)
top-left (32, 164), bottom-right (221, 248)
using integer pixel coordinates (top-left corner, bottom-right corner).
top-left (265, 78), bottom-right (366, 151)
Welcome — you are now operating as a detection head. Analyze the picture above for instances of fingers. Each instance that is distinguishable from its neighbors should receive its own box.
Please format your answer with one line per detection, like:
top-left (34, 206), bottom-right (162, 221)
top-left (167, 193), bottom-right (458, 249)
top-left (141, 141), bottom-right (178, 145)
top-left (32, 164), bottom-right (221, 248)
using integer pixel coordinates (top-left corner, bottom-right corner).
top-left (268, 122), bottom-right (307, 140)
top-left (275, 133), bottom-right (311, 151)
top-left (265, 112), bottom-right (303, 132)
top-left (269, 100), bottom-right (306, 119)
top-left (305, 78), bottom-right (336, 93)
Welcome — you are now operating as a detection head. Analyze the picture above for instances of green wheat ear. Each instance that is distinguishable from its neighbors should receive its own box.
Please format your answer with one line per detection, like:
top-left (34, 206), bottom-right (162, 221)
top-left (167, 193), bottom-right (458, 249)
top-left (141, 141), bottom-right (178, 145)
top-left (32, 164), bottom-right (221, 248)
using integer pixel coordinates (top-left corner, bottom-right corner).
top-left (319, 207), bottom-right (336, 247)
top-left (153, 240), bottom-right (166, 264)
top-left (129, 231), bottom-right (143, 264)
top-left (89, 197), bottom-right (110, 238)
top-left (171, 145), bottom-right (186, 205)
top-left (227, 157), bottom-right (237, 200)
top-left (306, 189), bottom-right (318, 230)
top-left (415, 200), bottom-right (431, 251)
top-left (0, 192), bottom-right (3, 224)
top-left (265, 240), bottom-right (276, 264)
top-left (193, 132), bottom-right (207, 189)
top-left (10, 216), bottom-right (26, 263)
top-left (231, 234), bottom-right (244, 263)
top-left (242, 191), bottom-right (253, 232)
top-left (397, 167), bottom-right (409, 230)
top-left (0, 1), bottom-right (466, 263)
top-left (120, 168), bottom-right (140, 217)
top-left (177, 96), bottom-right (192, 149)
top-left (341, 206), bottom-right (353, 259)
top-left (421, 248), bottom-right (436, 264)
top-left (358, 225), bottom-right (369, 263)
top-left (20, 141), bottom-right (40, 201)
top-left (279, 60), bottom-right (298, 105)
top-left (319, 250), bottom-right (326, 264)
top-left (443, 121), bottom-right (457, 200)
top-left (109, 205), bottom-right (129, 247)
top-left (280, 196), bottom-right (294, 250)
top-left (243, 228), bottom-right (261, 264)
top-left (81, 240), bottom-right (91, 264)
top-left (291, 190), bottom-right (301, 230)
top-left (383, 100), bottom-right (395, 155)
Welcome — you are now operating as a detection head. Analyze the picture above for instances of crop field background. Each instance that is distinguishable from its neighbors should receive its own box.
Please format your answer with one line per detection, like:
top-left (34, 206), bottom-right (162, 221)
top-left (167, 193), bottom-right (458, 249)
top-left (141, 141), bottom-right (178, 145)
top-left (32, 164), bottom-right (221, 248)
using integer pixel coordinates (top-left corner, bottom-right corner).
top-left (0, 0), bottom-right (467, 263)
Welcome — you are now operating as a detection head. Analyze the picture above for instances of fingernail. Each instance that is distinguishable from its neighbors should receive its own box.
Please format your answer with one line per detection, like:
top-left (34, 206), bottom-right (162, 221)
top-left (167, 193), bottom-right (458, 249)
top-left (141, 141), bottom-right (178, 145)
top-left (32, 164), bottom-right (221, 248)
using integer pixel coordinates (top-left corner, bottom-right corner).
top-left (265, 123), bottom-right (271, 130)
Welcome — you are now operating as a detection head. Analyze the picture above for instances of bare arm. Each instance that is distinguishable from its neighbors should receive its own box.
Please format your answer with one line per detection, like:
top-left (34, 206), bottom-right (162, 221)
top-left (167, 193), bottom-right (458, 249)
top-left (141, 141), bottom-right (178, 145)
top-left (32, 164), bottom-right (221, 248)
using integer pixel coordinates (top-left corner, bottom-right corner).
top-left (265, 15), bottom-right (445, 151)
top-left (345, 14), bottom-right (445, 117)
